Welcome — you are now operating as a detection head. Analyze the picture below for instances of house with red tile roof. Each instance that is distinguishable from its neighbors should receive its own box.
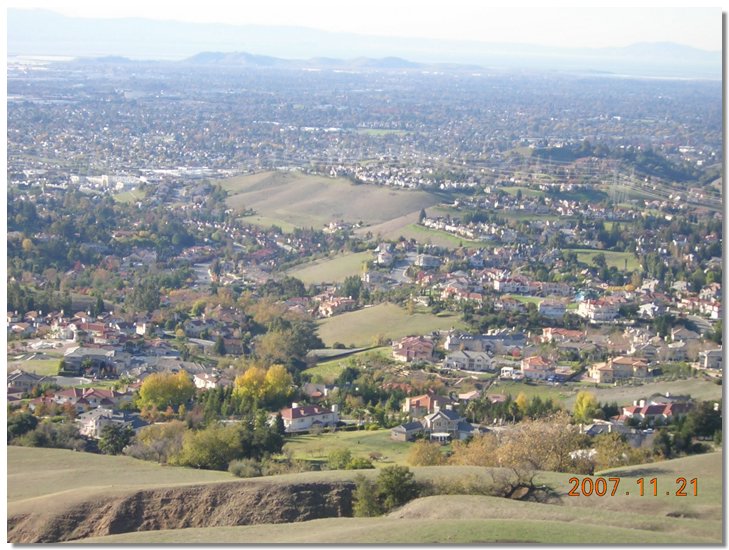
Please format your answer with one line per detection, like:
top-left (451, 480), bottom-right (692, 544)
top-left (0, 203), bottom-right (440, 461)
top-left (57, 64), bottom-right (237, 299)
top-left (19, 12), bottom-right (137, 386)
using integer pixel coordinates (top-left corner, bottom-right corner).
top-left (278, 403), bottom-right (339, 433)
top-left (392, 336), bottom-right (434, 363)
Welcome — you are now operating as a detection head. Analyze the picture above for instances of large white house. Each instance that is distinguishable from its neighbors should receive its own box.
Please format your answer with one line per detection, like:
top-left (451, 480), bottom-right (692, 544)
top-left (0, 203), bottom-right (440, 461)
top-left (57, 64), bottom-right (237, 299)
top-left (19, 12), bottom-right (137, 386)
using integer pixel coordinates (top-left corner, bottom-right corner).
top-left (279, 403), bottom-right (339, 433)
top-left (441, 350), bottom-right (494, 372)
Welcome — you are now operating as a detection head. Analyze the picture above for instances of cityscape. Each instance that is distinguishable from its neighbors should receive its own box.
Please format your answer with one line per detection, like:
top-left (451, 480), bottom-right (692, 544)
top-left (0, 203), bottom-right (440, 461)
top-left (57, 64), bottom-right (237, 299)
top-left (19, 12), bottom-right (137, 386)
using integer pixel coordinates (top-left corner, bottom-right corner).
top-left (6, 5), bottom-right (724, 545)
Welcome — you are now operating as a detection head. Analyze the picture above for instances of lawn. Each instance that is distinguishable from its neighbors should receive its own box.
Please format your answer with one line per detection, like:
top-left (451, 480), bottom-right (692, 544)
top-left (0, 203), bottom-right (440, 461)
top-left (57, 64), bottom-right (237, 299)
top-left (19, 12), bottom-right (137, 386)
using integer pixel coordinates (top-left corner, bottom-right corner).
top-left (505, 294), bottom-right (543, 305)
top-left (355, 128), bottom-right (410, 136)
top-left (563, 378), bottom-right (723, 409)
top-left (287, 251), bottom-right (372, 284)
top-left (316, 302), bottom-right (465, 348)
top-left (7, 358), bottom-right (61, 376)
top-left (112, 189), bottom-right (145, 203)
top-left (220, 171), bottom-right (439, 231)
top-left (571, 248), bottom-right (640, 272)
top-left (304, 347), bottom-right (391, 384)
top-left (284, 428), bottom-right (411, 467)
top-left (486, 379), bottom-right (573, 404)
top-left (500, 186), bottom-right (545, 198)
top-left (388, 223), bottom-right (492, 249)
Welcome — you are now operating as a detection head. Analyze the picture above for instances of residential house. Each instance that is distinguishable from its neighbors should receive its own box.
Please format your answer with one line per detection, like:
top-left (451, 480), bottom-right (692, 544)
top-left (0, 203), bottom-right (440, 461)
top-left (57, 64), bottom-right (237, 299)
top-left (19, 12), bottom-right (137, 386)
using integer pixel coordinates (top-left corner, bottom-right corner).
top-left (621, 401), bottom-right (692, 426)
top-left (7, 369), bottom-right (49, 392)
top-left (538, 300), bottom-right (566, 319)
top-left (76, 408), bottom-right (147, 439)
top-left (698, 348), bottom-right (722, 370)
top-left (390, 421), bottom-right (425, 442)
top-left (318, 297), bottom-right (357, 318)
top-left (402, 393), bottom-right (452, 417)
top-left (279, 403), bottom-right (339, 433)
top-left (392, 336), bottom-right (434, 363)
top-left (422, 408), bottom-right (474, 442)
top-left (441, 350), bottom-right (494, 372)
top-left (520, 355), bottom-right (553, 380)
top-left (540, 328), bottom-right (585, 344)
top-left (577, 299), bottom-right (620, 322)
top-left (415, 254), bottom-right (441, 269)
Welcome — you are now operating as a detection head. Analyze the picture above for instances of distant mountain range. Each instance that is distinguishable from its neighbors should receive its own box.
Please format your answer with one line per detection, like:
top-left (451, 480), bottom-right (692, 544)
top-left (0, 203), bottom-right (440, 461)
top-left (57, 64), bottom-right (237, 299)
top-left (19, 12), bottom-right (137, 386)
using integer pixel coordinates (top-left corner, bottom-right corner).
top-left (8, 9), bottom-right (721, 79)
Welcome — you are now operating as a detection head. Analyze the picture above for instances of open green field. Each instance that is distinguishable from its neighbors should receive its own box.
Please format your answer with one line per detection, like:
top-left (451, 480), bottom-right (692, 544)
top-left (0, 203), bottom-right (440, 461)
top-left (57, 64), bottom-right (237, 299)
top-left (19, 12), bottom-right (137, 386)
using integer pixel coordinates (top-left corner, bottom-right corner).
top-left (564, 378), bottom-right (723, 408)
top-left (505, 294), bottom-right (543, 305)
top-left (571, 248), bottom-right (640, 271)
top-left (287, 251), bottom-right (372, 284)
top-left (500, 186), bottom-right (545, 198)
top-left (385, 223), bottom-right (492, 249)
top-left (486, 379), bottom-right (573, 404)
top-left (355, 128), bottom-right (410, 136)
top-left (77, 452), bottom-right (722, 544)
top-left (304, 347), bottom-right (391, 384)
top-left (7, 358), bottom-right (61, 376)
top-left (112, 189), bottom-right (145, 203)
top-left (220, 171), bottom-right (440, 231)
top-left (285, 429), bottom-right (411, 466)
top-left (316, 302), bottom-right (465, 348)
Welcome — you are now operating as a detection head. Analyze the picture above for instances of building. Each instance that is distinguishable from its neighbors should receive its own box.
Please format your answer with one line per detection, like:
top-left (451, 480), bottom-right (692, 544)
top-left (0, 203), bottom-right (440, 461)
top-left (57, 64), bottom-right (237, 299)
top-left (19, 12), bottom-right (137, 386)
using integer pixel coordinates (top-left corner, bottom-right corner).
top-left (441, 350), bottom-right (494, 372)
top-left (392, 336), bottom-right (434, 363)
top-left (7, 369), bottom-right (49, 392)
top-left (577, 299), bottom-right (620, 322)
top-left (279, 403), bottom-right (339, 433)
top-left (402, 393), bottom-right (452, 417)
top-left (698, 348), bottom-right (722, 370)
top-left (538, 300), bottom-right (566, 319)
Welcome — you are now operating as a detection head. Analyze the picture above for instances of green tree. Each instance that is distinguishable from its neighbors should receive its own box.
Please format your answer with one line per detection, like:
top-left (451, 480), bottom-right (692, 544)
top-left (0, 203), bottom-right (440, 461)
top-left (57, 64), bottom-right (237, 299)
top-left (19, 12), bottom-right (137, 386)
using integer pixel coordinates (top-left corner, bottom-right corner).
top-left (327, 448), bottom-right (353, 470)
top-left (99, 423), bottom-right (134, 455)
top-left (214, 336), bottom-right (226, 356)
top-left (173, 423), bottom-right (244, 470)
top-left (376, 465), bottom-right (418, 511)
top-left (353, 474), bottom-right (384, 517)
top-left (7, 412), bottom-right (38, 442)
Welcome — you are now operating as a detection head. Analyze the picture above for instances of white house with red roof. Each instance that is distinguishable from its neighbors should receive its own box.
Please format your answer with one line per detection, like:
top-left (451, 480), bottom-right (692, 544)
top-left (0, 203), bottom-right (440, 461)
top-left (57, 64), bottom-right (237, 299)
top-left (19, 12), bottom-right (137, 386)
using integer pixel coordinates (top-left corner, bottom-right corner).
top-left (392, 336), bottom-right (434, 363)
top-left (279, 403), bottom-right (339, 433)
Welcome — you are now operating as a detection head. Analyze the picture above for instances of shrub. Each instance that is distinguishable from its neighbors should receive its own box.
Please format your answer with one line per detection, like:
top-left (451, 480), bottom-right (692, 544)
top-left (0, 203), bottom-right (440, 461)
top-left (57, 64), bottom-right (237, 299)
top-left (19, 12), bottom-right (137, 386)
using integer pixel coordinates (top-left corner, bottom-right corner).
top-left (229, 458), bottom-right (263, 478)
top-left (327, 448), bottom-right (352, 470)
top-left (407, 440), bottom-right (445, 466)
top-left (346, 456), bottom-right (375, 470)
top-left (15, 421), bottom-right (86, 451)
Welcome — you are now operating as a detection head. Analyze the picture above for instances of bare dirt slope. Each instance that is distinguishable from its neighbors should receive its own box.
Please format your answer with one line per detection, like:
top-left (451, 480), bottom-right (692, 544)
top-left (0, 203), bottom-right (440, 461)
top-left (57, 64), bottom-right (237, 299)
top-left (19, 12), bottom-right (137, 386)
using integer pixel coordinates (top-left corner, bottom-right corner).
top-left (8, 480), bottom-right (353, 543)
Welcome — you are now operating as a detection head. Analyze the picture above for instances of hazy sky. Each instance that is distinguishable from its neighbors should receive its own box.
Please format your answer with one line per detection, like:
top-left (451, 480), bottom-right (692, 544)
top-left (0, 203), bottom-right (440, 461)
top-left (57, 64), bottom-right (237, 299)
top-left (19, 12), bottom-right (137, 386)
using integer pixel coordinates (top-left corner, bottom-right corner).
top-left (5, 1), bottom-right (723, 51)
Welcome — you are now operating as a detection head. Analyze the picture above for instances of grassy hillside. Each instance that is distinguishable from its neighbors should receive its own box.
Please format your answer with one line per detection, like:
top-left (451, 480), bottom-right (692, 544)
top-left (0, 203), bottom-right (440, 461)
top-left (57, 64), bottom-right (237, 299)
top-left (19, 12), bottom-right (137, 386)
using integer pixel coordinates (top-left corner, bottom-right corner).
top-left (563, 378), bottom-right (723, 408)
top-left (287, 250), bottom-right (372, 284)
top-left (284, 428), bottom-right (411, 467)
top-left (9, 446), bottom-right (721, 544)
top-left (571, 248), bottom-right (640, 271)
top-left (316, 302), bottom-right (465, 347)
top-left (221, 171), bottom-right (440, 231)
top-left (78, 452), bottom-right (723, 544)
top-left (7, 446), bottom-right (233, 513)
top-left (304, 346), bottom-right (390, 384)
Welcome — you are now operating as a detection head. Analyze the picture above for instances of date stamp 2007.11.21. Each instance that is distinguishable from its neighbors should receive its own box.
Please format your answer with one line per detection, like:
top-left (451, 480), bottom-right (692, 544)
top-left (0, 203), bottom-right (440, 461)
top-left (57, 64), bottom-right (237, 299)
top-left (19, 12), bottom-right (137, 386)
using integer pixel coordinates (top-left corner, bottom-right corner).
top-left (567, 477), bottom-right (699, 497)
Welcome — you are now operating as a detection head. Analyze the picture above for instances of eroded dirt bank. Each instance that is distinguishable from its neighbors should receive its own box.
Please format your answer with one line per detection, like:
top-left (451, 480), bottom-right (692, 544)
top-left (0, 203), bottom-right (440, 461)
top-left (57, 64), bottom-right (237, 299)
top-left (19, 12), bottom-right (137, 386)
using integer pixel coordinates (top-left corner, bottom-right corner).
top-left (8, 481), bottom-right (355, 543)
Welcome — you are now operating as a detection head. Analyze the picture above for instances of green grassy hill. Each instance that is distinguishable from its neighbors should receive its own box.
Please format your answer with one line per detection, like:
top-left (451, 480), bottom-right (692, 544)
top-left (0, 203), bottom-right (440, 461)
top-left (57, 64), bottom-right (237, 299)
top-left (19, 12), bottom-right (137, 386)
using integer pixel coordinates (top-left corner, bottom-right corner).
top-left (221, 171), bottom-right (440, 231)
top-left (286, 250), bottom-right (372, 284)
top-left (8, 446), bottom-right (721, 544)
top-left (316, 302), bottom-right (465, 347)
